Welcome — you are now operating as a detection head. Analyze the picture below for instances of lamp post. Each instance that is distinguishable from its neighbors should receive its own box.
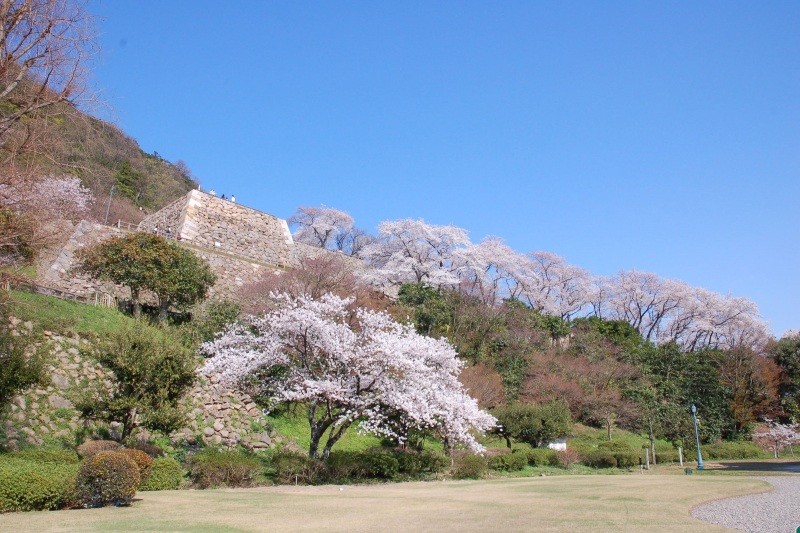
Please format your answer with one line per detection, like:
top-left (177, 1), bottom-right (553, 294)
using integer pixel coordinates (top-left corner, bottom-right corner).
top-left (691, 403), bottom-right (704, 470)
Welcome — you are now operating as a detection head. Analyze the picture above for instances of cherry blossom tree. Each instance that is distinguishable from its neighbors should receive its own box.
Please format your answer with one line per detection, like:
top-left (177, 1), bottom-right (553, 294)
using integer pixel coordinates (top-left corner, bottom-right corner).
top-left (516, 251), bottom-right (592, 321)
top-left (361, 218), bottom-right (471, 288)
top-left (454, 237), bottom-right (527, 306)
top-left (754, 418), bottom-right (800, 458)
top-left (288, 206), bottom-right (371, 256)
top-left (201, 293), bottom-right (496, 459)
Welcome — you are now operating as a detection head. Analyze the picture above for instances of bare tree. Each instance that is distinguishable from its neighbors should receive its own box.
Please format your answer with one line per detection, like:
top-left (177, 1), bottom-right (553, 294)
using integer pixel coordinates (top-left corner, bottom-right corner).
top-left (0, 0), bottom-right (96, 174)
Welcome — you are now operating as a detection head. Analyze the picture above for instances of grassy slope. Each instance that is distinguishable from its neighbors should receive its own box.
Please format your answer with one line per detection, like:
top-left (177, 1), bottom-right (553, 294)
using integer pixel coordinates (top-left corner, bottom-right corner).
top-left (0, 475), bottom-right (766, 532)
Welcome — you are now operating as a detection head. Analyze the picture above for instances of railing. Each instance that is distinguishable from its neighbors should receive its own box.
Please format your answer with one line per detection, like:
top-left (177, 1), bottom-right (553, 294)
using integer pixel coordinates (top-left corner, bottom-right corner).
top-left (0, 273), bottom-right (117, 308)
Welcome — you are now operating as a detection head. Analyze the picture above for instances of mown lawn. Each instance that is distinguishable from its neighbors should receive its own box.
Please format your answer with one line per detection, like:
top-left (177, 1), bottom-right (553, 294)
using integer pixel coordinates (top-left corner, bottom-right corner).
top-left (0, 475), bottom-right (766, 532)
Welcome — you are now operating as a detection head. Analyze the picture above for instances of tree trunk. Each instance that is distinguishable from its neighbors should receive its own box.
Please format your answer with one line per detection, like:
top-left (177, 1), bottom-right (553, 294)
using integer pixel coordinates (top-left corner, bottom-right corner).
top-left (606, 418), bottom-right (612, 441)
top-left (505, 435), bottom-right (512, 449)
top-left (131, 289), bottom-right (141, 319)
top-left (157, 298), bottom-right (170, 323)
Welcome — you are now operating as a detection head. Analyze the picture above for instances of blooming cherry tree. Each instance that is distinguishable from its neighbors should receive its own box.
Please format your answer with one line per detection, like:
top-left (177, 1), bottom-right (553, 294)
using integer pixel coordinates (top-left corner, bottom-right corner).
top-left (754, 418), bottom-right (800, 458)
top-left (201, 293), bottom-right (496, 458)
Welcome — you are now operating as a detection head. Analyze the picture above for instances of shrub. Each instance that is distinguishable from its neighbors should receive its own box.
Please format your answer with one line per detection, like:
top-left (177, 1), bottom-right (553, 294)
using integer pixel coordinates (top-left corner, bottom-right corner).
top-left (488, 451), bottom-right (528, 472)
top-left (526, 448), bottom-right (558, 467)
top-left (394, 449), bottom-right (448, 476)
top-left (186, 448), bottom-right (263, 488)
top-left (361, 449), bottom-right (400, 479)
top-left (75, 451), bottom-right (140, 507)
top-left (612, 451), bottom-right (640, 468)
top-left (139, 457), bottom-right (183, 491)
top-left (271, 450), bottom-right (326, 485)
top-left (14, 446), bottom-right (80, 464)
top-left (324, 451), bottom-right (369, 481)
top-left (129, 442), bottom-right (166, 458)
top-left (703, 441), bottom-right (766, 460)
top-left (582, 450), bottom-right (618, 468)
top-left (452, 453), bottom-right (487, 480)
top-left (0, 457), bottom-right (79, 512)
top-left (556, 448), bottom-right (580, 468)
top-left (118, 449), bottom-right (153, 482)
top-left (77, 440), bottom-right (121, 458)
top-left (654, 450), bottom-right (680, 463)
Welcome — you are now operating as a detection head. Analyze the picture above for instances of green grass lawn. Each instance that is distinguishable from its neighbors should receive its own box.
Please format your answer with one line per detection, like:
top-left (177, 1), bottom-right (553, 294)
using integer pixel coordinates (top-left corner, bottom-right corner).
top-left (0, 475), bottom-right (767, 532)
top-left (9, 290), bottom-right (134, 337)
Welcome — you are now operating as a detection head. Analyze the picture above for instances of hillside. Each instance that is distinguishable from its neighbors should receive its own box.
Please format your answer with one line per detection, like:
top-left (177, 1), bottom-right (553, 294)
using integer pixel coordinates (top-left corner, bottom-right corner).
top-left (3, 100), bottom-right (198, 225)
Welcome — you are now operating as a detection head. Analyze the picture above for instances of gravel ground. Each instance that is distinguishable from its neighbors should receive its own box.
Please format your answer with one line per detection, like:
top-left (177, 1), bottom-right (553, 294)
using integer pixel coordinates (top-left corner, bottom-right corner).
top-left (692, 476), bottom-right (800, 532)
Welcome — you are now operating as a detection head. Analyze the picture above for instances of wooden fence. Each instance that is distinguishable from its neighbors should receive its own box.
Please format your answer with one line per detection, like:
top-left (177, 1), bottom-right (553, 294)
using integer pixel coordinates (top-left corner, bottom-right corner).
top-left (0, 273), bottom-right (117, 308)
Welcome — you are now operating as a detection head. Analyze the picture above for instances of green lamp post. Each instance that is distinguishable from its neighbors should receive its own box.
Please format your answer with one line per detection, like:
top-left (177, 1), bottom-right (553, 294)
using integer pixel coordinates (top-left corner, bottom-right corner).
top-left (691, 403), bottom-right (704, 470)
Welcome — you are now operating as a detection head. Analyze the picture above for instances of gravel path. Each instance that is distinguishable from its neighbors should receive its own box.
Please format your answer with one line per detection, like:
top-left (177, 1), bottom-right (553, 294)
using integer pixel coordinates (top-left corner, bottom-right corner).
top-left (692, 476), bottom-right (800, 532)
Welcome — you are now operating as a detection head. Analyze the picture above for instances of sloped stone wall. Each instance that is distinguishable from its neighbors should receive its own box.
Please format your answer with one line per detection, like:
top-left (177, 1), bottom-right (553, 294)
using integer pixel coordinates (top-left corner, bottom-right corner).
top-left (176, 190), bottom-right (295, 267)
top-left (138, 194), bottom-right (187, 235)
top-left (2, 327), bottom-right (277, 451)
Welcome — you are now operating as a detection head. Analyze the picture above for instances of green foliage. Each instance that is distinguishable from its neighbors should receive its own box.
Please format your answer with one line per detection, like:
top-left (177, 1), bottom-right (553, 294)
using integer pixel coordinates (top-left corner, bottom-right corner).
top-left (76, 324), bottom-right (197, 440)
top-left (75, 451), bottom-right (141, 508)
top-left (393, 449), bottom-right (448, 477)
top-left (75, 232), bottom-right (216, 320)
top-left (492, 401), bottom-right (572, 448)
top-left (488, 450), bottom-right (528, 471)
top-left (179, 300), bottom-right (241, 348)
top-left (186, 448), bottom-right (263, 488)
top-left (13, 446), bottom-right (80, 464)
top-left (582, 450), bottom-right (618, 468)
top-left (702, 441), bottom-right (767, 460)
top-left (129, 442), bottom-right (166, 458)
top-left (114, 161), bottom-right (146, 204)
top-left (270, 449), bottom-right (326, 485)
top-left (770, 335), bottom-right (800, 421)
top-left (0, 456), bottom-right (79, 512)
top-left (139, 457), bottom-right (183, 491)
top-left (451, 453), bottom-right (488, 479)
top-left (0, 325), bottom-right (46, 410)
top-left (525, 448), bottom-right (558, 467)
top-left (398, 283), bottom-right (453, 336)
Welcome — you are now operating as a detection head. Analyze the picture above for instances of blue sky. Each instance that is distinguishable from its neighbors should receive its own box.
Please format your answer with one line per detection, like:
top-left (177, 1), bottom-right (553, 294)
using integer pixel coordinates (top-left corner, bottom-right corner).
top-left (89, 1), bottom-right (799, 336)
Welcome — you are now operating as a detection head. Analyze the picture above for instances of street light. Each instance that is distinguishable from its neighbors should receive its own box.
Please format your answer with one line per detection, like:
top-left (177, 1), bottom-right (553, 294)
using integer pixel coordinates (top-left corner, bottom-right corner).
top-left (691, 403), bottom-right (704, 470)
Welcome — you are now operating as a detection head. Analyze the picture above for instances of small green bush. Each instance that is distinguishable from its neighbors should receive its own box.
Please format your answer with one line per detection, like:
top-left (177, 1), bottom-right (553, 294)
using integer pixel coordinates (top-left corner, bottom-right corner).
top-left (0, 457), bottom-right (79, 512)
top-left (612, 451), bottom-right (640, 468)
top-left (13, 446), bottom-right (80, 464)
top-left (703, 441), bottom-right (765, 460)
top-left (186, 448), bottom-right (263, 488)
top-left (75, 451), bottom-right (140, 507)
top-left (526, 448), bottom-right (558, 467)
top-left (582, 450), bottom-right (618, 468)
top-left (654, 450), bottom-right (679, 463)
top-left (139, 457), bottom-right (183, 491)
top-left (452, 453), bottom-right (487, 479)
top-left (77, 440), bottom-right (121, 458)
top-left (361, 449), bottom-right (400, 479)
top-left (118, 449), bottom-right (153, 482)
top-left (271, 450), bottom-right (326, 485)
top-left (394, 449), bottom-right (448, 476)
top-left (488, 451), bottom-right (528, 472)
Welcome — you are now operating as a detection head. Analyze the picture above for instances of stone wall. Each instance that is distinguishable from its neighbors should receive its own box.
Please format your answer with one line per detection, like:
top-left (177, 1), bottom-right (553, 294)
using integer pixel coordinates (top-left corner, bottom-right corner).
top-left (138, 194), bottom-right (187, 235)
top-left (2, 327), bottom-right (278, 451)
top-left (172, 190), bottom-right (295, 267)
top-left (40, 221), bottom-right (131, 299)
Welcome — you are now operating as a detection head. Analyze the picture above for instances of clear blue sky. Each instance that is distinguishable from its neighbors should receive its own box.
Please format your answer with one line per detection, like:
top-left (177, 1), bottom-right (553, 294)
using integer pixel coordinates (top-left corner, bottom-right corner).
top-left (89, 1), bottom-right (799, 336)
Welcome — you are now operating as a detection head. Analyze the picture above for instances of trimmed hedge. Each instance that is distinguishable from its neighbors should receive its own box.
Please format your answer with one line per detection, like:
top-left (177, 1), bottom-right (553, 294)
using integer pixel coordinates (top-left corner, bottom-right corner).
top-left (187, 448), bottom-right (263, 488)
top-left (75, 451), bottom-right (140, 508)
top-left (139, 457), bottom-right (183, 491)
top-left (488, 451), bottom-right (528, 472)
top-left (703, 441), bottom-right (766, 460)
top-left (394, 449), bottom-right (448, 477)
top-left (270, 450), bottom-right (326, 485)
top-left (452, 454), bottom-right (487, 479)
top-left (13, 446), bottom-right (80, 464)
top-left (582, 450), bottom-right (618, 468)
top-left (130, 442), bottom-right (166, 458)
top-left (526, 448), bottom-right (558, 467)
top-left (0, 457), bottom-right (79, 512)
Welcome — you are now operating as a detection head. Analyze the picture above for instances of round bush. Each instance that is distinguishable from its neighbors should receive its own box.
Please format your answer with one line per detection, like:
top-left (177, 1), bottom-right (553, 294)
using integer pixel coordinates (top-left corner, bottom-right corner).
top-left (77, 440), bottom-right (122, 458)
top-left (271, 450), bottom-right (325, 485)
top-left (139, 457), bottom-right (183, 491)
top-left (118, 449), bottom-right (153, 482)
top-left (13, 446), bottom-right (80, 464)
top-left (130, 442), bottom-right (166, 458)
top-left (613, 451), bottom-right (640, 468)
top-left (361, 449), bottom-right (400, 479)
top-left (0, 457), bottom-right (79, 512)
top-left (556, 448), bottom-right (580, 468)
top-left (75, 451), bottom-right (141, 507)
top-left (582, 450), bottom-right (618, 468)
top-left (452, 453), bottom-right (487, 479)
